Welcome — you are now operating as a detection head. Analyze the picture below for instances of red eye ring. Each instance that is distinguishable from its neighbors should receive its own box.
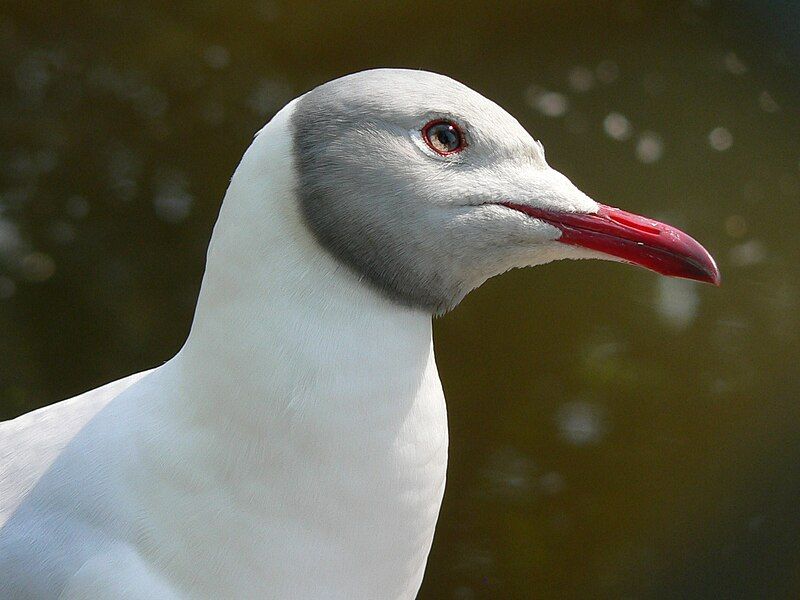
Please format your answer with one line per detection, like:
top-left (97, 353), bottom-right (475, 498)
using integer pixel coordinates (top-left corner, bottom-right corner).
top-left (422, 119), bottom-right (466, 156)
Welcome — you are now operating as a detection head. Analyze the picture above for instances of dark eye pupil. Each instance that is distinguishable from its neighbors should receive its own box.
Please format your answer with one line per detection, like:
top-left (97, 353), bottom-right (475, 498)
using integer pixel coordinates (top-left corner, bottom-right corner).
top-left (434, 125), bottom-right (458, 150)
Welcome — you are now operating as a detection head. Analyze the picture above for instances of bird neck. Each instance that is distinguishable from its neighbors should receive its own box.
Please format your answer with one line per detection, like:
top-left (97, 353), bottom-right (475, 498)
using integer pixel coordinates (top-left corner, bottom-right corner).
top-left (171, 100), bottom-right (435, 436)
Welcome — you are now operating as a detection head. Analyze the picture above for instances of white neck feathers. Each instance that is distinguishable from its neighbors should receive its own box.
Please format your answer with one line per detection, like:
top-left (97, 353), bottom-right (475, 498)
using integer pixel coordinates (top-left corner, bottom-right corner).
top-left (173, 100), bottom-right (434, 433)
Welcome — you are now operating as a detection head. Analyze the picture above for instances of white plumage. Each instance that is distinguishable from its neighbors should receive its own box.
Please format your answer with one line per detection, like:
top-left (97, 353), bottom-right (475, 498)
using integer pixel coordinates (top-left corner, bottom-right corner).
top-left (1, 99), bottom-right (448, 599)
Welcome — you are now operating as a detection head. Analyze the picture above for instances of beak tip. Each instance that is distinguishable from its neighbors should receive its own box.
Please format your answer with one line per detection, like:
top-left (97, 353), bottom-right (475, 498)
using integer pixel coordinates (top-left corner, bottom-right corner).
top-left (698, 268), bottom-right (722, 287)
top-left (678, 245), bottom-right (721, 287)
top-left (697, 249), bottom-right (722, 287)
top-left (710, 268), bottom-right (722, 287)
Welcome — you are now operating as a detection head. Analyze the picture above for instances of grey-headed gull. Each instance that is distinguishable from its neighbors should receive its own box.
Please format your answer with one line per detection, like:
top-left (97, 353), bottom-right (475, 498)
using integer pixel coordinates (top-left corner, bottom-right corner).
top-left (0, 69), bottom-right (718, 599)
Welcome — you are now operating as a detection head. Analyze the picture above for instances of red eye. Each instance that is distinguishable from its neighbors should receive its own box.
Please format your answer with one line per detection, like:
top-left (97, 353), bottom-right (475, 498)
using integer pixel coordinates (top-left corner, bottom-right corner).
top-left (422, 120), bottom-right (465, 155)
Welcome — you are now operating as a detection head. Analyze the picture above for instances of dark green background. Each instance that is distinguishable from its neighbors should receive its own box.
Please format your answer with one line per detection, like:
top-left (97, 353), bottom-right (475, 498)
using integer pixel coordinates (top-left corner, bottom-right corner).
top-left (1, 1), bottom-right (799, 597)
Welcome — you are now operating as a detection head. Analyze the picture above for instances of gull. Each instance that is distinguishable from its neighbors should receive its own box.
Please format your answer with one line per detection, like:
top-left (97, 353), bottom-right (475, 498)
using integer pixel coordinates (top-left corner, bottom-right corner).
top-left (0, 69), bottom-right (719, 599)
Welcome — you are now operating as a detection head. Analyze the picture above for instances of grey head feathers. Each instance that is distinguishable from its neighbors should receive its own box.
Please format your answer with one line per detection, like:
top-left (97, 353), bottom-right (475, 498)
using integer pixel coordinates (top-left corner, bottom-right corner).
top-left (292, 69), bottom-right (594, 315)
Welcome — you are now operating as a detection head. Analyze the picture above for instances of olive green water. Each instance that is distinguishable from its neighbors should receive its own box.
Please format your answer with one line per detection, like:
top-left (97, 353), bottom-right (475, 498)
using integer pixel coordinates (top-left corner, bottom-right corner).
top-left (1, 1), bottom-right (799, 598)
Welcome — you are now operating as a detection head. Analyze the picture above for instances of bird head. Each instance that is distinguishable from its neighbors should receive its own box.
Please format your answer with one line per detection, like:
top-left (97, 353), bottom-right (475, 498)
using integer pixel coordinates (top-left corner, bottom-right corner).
top-left (291, 69), bottom-right (719, 315)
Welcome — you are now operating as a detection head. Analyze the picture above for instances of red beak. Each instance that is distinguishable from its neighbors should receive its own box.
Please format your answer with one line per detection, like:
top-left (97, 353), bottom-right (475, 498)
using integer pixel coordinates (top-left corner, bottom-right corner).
top-left (502, 202), bottom-right (721, 286)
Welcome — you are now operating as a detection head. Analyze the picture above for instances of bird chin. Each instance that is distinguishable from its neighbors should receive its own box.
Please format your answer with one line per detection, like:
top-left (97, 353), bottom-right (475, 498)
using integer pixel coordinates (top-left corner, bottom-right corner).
top-left (518, 242), bottom-right (610, 270)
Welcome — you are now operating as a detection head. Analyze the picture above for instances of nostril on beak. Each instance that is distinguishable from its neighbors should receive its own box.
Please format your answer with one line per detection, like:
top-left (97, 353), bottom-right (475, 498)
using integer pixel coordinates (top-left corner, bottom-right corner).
top-left (601, 207), bottom-right (663, 236)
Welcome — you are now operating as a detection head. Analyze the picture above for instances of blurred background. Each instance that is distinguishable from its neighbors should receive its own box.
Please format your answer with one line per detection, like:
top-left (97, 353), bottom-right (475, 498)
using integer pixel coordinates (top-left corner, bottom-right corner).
top-left (1, 0), bottom-right (799, 597)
